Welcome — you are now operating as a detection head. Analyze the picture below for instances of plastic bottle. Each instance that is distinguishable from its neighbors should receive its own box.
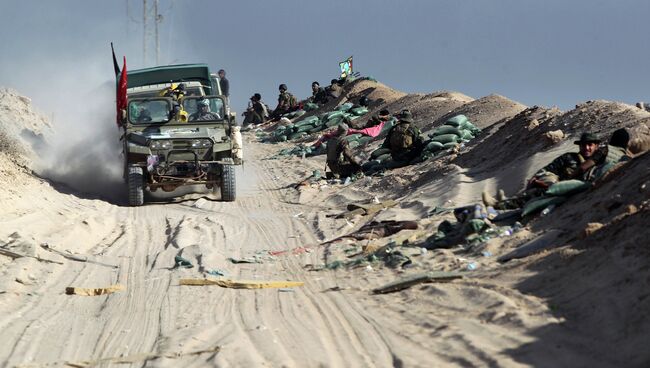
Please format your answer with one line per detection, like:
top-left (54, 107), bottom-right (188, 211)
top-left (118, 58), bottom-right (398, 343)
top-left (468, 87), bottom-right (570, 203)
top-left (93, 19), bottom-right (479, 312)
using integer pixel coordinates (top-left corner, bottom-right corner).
top-left (541, 204), bottom-right (556, 217)
top-left (467, 262), bottom-right (478, 270)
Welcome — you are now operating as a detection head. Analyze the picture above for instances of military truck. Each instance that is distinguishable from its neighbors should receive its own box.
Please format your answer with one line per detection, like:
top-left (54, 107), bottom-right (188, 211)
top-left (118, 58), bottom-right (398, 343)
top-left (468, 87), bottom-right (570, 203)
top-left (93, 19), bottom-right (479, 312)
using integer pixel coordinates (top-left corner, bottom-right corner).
top-left (118, 64), bottom-right (242, 206)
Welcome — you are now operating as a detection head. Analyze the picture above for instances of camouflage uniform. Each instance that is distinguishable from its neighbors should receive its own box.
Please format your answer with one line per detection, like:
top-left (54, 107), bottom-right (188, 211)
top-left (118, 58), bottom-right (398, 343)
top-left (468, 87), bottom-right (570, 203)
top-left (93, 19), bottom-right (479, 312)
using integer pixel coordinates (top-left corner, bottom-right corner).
top-left (311, 87), bottom-right (329, 105)
top-left (326, 136), bottom-right (362, 178)
top-left (381, 120), bottom-right (425, 164)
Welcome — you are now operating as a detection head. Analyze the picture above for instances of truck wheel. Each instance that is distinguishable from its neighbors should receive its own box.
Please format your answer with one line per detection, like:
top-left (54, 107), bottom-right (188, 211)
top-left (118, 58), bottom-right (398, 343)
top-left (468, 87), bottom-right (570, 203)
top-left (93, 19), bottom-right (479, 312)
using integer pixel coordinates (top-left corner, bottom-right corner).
top-left (128, 166), bottom-right (144, 206)
top-left (220, 158), bottom-right (236, 202)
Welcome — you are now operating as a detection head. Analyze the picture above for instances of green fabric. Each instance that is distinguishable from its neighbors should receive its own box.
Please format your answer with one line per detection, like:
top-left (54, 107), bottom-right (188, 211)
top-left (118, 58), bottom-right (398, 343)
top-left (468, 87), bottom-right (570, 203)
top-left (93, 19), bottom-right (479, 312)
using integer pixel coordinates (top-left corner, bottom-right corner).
top-left (371, 148), bottom-right (391, 158)
top-left (304, 102), bottom-right (319, 111)
top-left (521, 196), bottom-right (567, 217)
top-left (443, 142), bottom-right (458, 149)
top-left (432, 126), bottom-right (462, 137)
top-left (460, 130), bottom-right (475, 140)
top-left (430, 133), bottom-right (458, 144)
top-left (445, 114), bottom-right (468, 127)
top-left (545, 180), bottom-right (591, 196)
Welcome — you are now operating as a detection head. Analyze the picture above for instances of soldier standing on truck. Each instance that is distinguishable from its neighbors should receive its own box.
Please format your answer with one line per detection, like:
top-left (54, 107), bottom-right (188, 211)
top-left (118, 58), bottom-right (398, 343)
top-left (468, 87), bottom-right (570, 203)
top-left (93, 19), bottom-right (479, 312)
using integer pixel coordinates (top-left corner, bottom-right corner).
top-left (218, 69), bottom-right (229, 101)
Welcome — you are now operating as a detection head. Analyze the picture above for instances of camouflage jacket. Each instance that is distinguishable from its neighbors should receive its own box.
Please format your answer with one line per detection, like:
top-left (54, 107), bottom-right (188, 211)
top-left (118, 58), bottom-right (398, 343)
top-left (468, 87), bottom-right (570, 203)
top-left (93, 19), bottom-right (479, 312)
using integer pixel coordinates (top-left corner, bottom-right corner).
top-left (327, 136), bottom-right (361, 167)
top-left (533, 152), bottom-right (586, 185)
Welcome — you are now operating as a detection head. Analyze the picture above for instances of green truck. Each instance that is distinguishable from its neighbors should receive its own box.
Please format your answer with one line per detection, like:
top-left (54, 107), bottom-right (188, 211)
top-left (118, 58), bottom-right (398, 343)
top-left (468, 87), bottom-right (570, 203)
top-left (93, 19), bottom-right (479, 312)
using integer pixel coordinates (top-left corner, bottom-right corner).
top-left (117, 64), bottom-right (242, 206)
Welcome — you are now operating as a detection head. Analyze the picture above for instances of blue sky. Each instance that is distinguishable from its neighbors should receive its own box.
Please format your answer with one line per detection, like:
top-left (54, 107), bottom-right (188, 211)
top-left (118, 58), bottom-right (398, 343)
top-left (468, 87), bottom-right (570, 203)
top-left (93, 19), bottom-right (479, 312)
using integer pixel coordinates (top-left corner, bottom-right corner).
top-left (1, 0), bottom-right (649, 117)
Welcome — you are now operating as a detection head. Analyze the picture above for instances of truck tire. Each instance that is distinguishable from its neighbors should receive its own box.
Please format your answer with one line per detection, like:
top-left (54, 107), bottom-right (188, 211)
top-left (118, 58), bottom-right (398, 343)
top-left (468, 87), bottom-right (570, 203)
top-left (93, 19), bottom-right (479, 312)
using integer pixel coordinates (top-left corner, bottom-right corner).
top-left (127, 166), bottom-right (144, 206)
top-left (220, 158), bottom-right (236, 202)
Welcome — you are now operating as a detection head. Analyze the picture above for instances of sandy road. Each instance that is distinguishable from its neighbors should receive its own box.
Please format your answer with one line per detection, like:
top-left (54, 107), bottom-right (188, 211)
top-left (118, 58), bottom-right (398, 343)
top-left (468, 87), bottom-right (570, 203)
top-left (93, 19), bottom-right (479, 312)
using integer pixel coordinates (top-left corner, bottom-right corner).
top-left (0, 141), bottom-right (439, 368)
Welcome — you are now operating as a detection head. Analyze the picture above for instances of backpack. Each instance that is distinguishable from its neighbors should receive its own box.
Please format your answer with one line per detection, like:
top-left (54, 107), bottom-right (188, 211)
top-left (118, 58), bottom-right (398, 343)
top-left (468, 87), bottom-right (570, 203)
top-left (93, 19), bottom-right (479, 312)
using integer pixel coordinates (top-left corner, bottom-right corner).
top-left (389, 123), bottom-right (415, 150)
top-left (287, 93), bottom-right (298, 108)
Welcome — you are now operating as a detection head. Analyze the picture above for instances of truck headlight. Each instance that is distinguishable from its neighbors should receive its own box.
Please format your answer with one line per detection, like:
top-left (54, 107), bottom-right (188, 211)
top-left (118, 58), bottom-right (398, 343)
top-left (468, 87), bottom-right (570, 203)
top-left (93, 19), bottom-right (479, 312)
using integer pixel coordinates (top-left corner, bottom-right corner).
top-left (191, 139), bottom-right (212, 148)
top-left (150, 140), bottom-right (172, 150)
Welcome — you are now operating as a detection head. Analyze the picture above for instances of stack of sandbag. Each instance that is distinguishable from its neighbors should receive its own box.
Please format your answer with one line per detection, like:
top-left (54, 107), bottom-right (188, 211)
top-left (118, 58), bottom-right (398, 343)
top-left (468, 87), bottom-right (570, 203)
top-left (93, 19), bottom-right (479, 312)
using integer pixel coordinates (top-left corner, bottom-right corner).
top-left (420, 114), bottom-right (481, 158)
top-left (520, 179), bottom-right (592, 217)
top-left (269, 102), bottom-right (371, 143)
top-left (282, 109), bottom-right (306, 119)
top-left (303, 102), bottom-right (319, 111)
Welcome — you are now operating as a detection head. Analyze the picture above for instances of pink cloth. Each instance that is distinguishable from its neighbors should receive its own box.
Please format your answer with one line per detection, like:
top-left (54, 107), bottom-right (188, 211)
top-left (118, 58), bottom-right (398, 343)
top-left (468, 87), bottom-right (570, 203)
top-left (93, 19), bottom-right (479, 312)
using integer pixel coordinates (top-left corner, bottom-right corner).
top-left (348, 121), bottom-right (385, 137)
top-left (313, 121), bottom-right (385, 148)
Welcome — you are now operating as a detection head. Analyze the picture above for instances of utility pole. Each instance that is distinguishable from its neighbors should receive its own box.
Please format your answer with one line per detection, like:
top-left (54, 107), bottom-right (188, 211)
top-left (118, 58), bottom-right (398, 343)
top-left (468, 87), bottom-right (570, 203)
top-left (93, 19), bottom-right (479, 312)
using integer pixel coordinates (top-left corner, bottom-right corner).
top-left (154, 0), bottom-right (160, 65)
top-left (143, 0), bottom-right (148, 65)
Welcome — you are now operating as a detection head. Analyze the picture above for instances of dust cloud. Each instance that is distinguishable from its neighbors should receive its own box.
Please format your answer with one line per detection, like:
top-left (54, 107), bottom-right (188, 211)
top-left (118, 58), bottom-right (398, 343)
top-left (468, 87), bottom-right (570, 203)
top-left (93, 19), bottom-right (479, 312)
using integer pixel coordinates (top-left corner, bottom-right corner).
top-left (34, 81), bottom-right (125, 203)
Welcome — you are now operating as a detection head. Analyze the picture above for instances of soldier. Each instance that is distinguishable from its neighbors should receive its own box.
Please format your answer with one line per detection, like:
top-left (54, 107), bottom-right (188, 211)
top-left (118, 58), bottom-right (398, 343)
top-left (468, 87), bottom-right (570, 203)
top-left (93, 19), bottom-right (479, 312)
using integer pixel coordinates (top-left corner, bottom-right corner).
top-left (189, 99), bottom-right (221, 121)
top-left (309, 81), bottom-right (329, 105)
top-left (380, 110), bottom-right (425, 165)
top-left (270, 84), bottom-right (298, 120)
top-left (326, 79), bottom-right (342, 100)
top-left (326, 123), bottom-right (363, 179)
top-left (483, 132), bottom-right (608, 208)
top-left (242, 93), bottom-right (268, 127)
top-left (218, 69), bottom-right (229, 99)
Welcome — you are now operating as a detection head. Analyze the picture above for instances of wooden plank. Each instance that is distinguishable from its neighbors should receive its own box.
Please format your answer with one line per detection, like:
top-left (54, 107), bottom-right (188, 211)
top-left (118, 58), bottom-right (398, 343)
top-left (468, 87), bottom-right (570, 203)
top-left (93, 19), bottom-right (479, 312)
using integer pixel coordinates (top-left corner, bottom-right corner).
top-left (179, 278), bottom-right (304, 289)
top-left (372, 272), bottom-right (463, 294)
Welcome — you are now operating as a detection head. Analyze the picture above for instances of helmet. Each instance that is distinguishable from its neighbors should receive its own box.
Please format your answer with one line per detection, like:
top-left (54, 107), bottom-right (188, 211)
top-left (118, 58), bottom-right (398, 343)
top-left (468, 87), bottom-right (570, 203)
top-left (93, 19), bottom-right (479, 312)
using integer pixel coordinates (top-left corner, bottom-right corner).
top-left (279, 84), bottom-right (287, 91)
top-left (197, 99), bottom-right (209, 107)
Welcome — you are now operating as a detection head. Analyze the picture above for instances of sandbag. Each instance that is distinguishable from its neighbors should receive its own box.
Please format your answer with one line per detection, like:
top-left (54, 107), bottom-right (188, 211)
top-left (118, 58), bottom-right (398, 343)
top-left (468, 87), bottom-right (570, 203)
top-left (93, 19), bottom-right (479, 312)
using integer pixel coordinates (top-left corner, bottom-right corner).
top-left (344, 134), bottom-right (362, 142)
top-left (293, 110), bottom-right (306, 118)
top-left (326, 117), bottom-right (344, 127)
top-left (276, 135), bottom-right (287, 142)
top-left (350, 107), bottom-right (369, 116)
top-left (295, 116), bottom-right (319, 126)
top-left (432, 126), bottom-right (462, 137)
top-left (327, 111), bottom-right (345, 120)
top-left (424, 141), bottom-right (445, 152)
top-left (308, 126), bottom-right (325, 134)
top-left (460, 130), bottom-right (475, 140)
top-left (371, 148), bottom-right (391, 158)
top-left (521, 196), bottom-right (567, 217)
top-left (460, 120), bottom-right (480, 133)
top-left (336, 102), bottom-right (353, 112)
top-left (443, 142), bottom-right (458, 149)
top-left (357, 136), bottom-right (374, 146)
top-left (348, 140), bottom-right (360, 149)
top-left (288, 132), bottom-right (306, 140)
top-left (545, 180), bottom-right (591, 197)
top-left (430, 134), bottom-right (458, 144)
top-left (295, 124), bottom-right (315, 133)
top-left (304, 102), bottom-right (319, 111)
top-left (362, 160), bottom-right (381, 171)
top-left (376, 153), bottom-right (392, 163)
top-left (445, 114), bottom-right (468, 127)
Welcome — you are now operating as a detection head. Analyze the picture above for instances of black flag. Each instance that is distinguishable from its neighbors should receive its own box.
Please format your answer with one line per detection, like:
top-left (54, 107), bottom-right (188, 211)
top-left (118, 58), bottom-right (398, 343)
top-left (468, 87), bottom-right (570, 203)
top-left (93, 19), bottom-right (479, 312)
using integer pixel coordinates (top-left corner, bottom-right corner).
top-left (111, 42), bottom-right (120, 77)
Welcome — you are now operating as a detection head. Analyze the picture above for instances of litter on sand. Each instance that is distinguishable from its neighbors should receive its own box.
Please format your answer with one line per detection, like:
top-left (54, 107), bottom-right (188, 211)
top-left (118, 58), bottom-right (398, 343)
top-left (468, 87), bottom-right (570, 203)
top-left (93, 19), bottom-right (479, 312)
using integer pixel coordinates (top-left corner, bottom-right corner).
top-left (65, 284), bottom-right (125, 296)
top-left (179, 278), bottom-right (304, 289)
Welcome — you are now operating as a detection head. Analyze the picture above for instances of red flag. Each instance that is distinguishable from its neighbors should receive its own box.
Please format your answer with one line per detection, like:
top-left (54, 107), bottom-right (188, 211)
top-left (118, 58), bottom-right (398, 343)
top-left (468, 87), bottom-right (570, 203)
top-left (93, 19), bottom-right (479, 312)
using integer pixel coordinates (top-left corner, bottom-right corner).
top-left (116, 56), bottom-right (128, 126)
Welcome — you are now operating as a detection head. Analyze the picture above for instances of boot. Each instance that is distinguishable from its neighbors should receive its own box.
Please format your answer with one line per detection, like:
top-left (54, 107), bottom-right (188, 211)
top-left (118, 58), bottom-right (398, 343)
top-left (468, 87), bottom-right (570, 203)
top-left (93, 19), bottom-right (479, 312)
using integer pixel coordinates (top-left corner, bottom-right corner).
top-left (482, 191), bottom-right (499, 207)
top-left (497, 189), bottom-right (507, 201)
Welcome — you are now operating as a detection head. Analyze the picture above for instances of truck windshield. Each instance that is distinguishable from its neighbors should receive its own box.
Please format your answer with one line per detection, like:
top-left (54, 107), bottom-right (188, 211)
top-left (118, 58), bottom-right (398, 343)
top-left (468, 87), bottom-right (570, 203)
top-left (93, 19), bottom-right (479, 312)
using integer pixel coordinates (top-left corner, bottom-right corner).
top-left (184, 96), bottom-right (225, 122)
top-left (128, 99), bottom-right (171, 124)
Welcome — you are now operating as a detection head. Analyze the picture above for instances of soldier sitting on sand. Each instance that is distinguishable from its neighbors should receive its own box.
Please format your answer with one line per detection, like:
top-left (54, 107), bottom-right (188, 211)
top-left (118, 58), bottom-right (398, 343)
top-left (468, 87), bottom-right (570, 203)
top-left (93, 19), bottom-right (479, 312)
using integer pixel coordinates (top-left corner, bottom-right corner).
top-left (483, 132), bottom-right (610, 209)
top-left (326, 123), bottom-right (363, 179)
top-left (380, 110), bottom-right (426, 167)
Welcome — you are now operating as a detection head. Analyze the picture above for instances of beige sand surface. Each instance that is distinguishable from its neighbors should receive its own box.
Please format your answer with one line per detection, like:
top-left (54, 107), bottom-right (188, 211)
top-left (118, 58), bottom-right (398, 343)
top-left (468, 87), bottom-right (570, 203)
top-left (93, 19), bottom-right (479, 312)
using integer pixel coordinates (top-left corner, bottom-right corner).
top-left (1, 81), bottom-right (649, 367)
